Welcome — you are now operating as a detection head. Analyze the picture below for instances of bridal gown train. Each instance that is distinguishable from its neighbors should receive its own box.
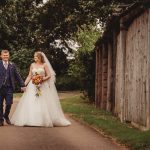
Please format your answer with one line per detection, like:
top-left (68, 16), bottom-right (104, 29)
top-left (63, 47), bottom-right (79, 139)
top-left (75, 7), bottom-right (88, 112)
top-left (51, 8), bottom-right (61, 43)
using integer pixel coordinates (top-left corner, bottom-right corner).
top-left (11, 67), bottom-right (71, 127)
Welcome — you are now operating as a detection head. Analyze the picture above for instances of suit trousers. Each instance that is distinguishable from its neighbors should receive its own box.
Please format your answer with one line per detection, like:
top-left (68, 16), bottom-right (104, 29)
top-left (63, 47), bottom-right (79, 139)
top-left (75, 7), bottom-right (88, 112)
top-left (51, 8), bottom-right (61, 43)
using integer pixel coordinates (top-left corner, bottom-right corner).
top-left (0, 86), bottom-right (13, 121)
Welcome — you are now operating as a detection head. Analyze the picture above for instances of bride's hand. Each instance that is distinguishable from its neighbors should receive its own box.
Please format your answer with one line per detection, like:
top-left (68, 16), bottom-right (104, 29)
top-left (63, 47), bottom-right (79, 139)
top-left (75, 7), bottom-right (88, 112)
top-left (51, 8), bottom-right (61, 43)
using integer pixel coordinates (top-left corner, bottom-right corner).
top-left (25, 82), bottom-right (28, 87)
top-left (41, 75), bottom-right (51, 82)
top-left (42, 77), bottom-right (46, 82)
top-left (42, 76), bottom-right (50, 82)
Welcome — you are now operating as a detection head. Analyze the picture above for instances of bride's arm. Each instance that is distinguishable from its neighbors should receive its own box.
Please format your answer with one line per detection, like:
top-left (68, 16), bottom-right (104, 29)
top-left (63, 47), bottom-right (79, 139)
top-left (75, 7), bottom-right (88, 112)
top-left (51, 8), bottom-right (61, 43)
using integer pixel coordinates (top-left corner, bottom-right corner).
top-left (25, 64), bottom-right (33, 86)
top-left (43, 63), bottom-right (51, 81)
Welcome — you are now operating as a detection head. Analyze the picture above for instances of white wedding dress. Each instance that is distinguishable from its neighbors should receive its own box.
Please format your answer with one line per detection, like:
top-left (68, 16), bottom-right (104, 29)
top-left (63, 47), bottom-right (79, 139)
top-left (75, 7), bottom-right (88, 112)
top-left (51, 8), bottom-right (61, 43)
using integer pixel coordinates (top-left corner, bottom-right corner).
top-left (11, 67), bottom-right (71, 127)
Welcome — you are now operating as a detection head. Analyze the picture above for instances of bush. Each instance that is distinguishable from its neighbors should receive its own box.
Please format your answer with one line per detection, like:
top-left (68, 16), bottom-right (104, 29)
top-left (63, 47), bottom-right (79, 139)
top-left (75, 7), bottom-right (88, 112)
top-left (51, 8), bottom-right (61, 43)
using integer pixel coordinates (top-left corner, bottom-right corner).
top-left (56, 75), bottom-right (81, 91)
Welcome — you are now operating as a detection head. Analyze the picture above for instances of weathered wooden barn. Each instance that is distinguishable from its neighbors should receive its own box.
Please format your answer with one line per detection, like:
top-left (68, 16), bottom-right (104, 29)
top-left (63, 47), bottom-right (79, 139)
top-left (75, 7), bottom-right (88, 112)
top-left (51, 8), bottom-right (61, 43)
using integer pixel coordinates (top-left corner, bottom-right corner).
top-left (95, 2), bottom-right (150, 130)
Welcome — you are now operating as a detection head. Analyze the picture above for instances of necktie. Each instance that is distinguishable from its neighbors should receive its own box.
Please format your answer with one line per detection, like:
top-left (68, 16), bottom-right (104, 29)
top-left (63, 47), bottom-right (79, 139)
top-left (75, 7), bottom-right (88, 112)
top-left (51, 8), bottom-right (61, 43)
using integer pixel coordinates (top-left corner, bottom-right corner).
top-left (4, 62), bottom-right (8, 70)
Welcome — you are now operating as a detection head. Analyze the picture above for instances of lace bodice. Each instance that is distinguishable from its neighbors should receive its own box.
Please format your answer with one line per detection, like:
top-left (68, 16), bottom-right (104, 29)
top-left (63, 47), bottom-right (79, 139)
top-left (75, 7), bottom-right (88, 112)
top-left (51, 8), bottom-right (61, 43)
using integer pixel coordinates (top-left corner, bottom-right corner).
top-left (32, 68), bottom-right (45, 76)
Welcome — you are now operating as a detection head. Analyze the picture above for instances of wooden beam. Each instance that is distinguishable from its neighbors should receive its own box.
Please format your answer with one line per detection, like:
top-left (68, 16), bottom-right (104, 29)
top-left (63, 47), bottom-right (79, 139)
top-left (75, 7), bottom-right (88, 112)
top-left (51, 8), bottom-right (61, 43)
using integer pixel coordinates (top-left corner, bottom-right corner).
top-left (101, 44), bottom-right (108, 110)
top-left (146, 9), bottom-right (150, 130)
top-left (95, 48), bottom-right (98, 107)
top-left (107, 42), bottom-right (113, 111)
top-left (98, 47), bottom-right (103, 108)
top-left (112, 30), bottom-right (117, 113)
top-left (120, 19), bottom-right (127, 122)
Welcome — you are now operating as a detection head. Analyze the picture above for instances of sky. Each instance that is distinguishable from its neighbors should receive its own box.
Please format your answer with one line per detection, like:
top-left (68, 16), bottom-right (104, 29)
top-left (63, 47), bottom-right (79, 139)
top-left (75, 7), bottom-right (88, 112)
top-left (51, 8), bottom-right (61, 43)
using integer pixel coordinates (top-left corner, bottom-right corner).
top-left (43, 0), bottom-right (48, 4)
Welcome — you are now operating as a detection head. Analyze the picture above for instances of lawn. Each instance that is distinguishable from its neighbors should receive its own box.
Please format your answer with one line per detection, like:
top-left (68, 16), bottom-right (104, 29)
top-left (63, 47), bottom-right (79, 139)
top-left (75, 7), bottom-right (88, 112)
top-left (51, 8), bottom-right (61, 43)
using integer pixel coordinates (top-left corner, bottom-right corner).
top-left (14, 93), bottom-right (23, 98)
top-left (61, 94), bottom-right (150, 150)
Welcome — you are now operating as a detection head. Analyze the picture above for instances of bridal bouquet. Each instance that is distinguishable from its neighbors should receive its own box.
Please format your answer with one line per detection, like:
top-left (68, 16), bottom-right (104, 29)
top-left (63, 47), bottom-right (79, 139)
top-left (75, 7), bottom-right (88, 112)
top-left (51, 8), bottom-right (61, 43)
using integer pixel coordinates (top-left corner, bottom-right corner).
top-left (32, 73), bottom-right (43, 97)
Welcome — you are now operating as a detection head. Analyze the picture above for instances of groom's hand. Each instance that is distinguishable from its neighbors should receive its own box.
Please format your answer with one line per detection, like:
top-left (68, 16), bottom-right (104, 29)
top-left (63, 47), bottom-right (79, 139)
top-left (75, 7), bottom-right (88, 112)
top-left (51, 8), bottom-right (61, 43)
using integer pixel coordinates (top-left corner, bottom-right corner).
top-left (21, 87), bottom-right (26, 92)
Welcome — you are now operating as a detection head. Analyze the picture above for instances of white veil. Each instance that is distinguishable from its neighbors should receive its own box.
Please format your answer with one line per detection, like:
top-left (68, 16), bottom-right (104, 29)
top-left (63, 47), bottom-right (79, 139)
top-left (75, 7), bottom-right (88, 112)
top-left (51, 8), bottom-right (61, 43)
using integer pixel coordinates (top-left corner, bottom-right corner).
top-left (39, 52), bottom-right (71, 126)
top-left (40, 52), bottom-right (56, 84)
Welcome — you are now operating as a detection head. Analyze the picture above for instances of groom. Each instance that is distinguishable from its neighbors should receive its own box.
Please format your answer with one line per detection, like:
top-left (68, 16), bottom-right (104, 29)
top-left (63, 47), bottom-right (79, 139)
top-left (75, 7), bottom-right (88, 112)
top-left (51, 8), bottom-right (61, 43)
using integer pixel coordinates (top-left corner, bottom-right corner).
top-left (0, 49), bottom-right (26, 126)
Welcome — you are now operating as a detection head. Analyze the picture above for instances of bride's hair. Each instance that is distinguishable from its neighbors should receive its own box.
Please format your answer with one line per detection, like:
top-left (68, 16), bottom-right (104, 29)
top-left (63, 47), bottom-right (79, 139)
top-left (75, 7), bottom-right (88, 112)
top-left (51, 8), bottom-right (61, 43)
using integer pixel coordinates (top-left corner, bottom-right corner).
top-left (34, 51), bottom-right (45, 63)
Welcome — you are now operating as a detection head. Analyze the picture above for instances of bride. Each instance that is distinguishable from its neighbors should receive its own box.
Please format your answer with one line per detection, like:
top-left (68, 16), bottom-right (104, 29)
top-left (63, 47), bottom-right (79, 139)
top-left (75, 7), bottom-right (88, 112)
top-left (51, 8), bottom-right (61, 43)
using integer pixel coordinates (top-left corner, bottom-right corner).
top-left (11, 51), bottom-right (71, 127)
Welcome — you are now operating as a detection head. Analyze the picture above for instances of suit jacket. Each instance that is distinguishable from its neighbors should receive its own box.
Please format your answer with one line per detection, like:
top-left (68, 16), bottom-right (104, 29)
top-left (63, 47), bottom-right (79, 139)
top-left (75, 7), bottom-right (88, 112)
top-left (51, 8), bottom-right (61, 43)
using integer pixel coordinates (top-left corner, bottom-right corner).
top-left (0, 60), bottom-right (25, 91)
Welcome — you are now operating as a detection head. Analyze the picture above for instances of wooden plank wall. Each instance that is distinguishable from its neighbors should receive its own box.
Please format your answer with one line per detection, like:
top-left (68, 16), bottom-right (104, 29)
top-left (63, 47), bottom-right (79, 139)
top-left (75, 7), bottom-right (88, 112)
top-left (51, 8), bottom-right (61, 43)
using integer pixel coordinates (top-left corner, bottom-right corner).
top-left (95, 46), bottom-right (102, 107)
top-left (101, 44), bottom-right (108, 109)
top-left (95, 8), bottom-right (150, 130)
top-left (95, 44), bottom-right (109, 109)
top-left (106, 42), bottom-right (113, 111)
top-left (95, 33), bottom-right (118, 112)
top-left (114, 32), bottom-right (122, 117)
top-left (95, 47), bottom-right (99, 106)
top-left (125, 10), bottom-right (150, 128)
top-left (146, 9), bottom-right (150, 129)
top-left (111, 31), bottom-right (118, 112)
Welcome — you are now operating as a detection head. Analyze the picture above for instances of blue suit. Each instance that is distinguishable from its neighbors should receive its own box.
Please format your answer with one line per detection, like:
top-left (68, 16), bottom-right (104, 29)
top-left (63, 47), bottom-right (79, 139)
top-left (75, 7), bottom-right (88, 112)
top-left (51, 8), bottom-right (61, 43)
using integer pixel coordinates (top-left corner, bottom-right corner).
top-left (0, 60), bottom-right (25, 121)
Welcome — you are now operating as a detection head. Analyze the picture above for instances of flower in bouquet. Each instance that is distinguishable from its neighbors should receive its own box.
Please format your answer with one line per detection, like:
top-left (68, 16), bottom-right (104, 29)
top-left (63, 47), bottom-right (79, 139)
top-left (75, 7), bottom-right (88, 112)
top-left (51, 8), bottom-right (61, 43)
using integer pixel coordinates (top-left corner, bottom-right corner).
top-left (32, 73), bottom-right (43, 97)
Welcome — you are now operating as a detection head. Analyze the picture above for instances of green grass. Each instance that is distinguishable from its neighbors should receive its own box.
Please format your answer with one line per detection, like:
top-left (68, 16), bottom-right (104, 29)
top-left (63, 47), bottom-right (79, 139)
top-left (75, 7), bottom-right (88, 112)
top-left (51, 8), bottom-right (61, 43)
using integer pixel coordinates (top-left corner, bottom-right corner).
top-left (14, 93), bottom-right (23, 98)
top-left (61, 94), bottom-right (150, 150)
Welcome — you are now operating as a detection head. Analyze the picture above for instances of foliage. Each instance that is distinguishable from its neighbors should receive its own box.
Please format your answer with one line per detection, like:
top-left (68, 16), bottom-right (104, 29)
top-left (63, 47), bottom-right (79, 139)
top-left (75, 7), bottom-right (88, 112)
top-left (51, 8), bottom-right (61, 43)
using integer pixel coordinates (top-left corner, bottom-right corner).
top-left (0, 0), bottom-right (141, 91)
top-left (10, 48), bottom-right (35, 78)
top-left (0, 0), bottom-right (140, 50)
top-left (68, 27), bottom-right (100, 101)
top-left (0, 0), bottom-right (70, 79)
top-left (56, 74), bottom-right (81, 91)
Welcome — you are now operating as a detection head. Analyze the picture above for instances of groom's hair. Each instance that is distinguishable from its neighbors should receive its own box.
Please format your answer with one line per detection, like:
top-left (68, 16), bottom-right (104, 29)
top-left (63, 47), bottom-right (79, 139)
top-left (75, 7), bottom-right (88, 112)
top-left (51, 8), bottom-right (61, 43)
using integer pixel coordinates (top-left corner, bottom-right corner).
top-left (1, 49), bottom-right (9, 54)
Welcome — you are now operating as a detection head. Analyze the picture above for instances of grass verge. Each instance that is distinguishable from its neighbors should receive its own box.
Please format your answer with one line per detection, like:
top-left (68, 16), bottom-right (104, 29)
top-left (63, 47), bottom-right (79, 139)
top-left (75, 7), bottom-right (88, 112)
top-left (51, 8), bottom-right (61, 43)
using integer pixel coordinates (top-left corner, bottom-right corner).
top-left (61, 94), bottom-right (150, 150)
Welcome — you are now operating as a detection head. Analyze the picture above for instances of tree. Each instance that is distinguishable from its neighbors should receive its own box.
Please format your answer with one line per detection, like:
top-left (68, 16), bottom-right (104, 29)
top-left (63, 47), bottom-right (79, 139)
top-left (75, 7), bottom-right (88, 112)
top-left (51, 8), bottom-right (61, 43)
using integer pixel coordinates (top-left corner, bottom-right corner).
top-left (68, 26), bottom-right (100, 101)
top-left (0, 0), bottom-right (141, 92)
top-left (0, 0), bottom-right (140, 50)
top-left (0, 0), bottom-right (70, 78)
